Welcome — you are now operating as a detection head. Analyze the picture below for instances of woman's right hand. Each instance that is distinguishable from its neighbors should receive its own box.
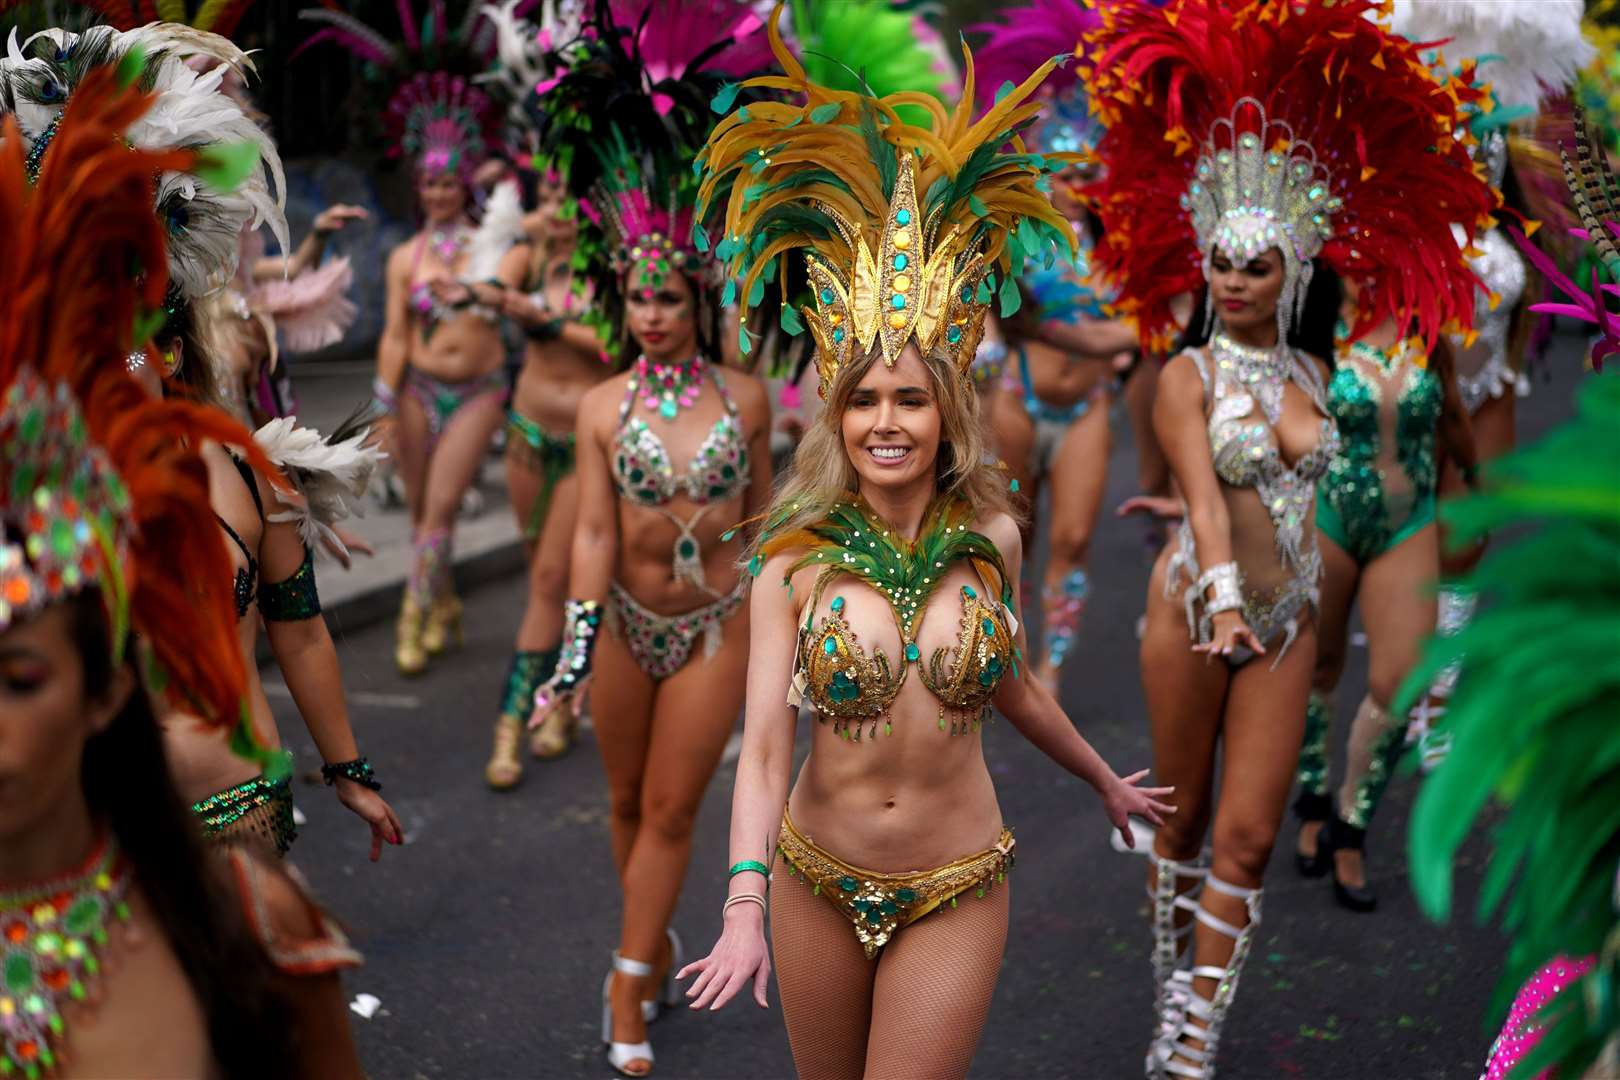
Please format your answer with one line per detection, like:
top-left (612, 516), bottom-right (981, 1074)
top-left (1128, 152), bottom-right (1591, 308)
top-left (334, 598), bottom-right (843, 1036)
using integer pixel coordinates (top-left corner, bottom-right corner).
top-left (678, 907), bottom-right (772, 1011)
top-left (1194, 610), bottom-right (1265, 661)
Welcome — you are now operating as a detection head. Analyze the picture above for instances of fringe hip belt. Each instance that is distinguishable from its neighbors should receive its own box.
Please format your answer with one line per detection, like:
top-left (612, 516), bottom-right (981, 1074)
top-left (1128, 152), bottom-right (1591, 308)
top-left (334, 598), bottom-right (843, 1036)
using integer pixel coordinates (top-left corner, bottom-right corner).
top-left (776, 807), bottom-right (1014, 959)
top-left (191, 774), bottom-right (296, 858)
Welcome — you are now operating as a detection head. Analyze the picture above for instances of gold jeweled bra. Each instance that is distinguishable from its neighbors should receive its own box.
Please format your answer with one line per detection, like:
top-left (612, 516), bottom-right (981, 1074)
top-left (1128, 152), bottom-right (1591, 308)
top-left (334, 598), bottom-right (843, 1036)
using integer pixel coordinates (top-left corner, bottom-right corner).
top-left (785, 498), bottom-right (1017, 740)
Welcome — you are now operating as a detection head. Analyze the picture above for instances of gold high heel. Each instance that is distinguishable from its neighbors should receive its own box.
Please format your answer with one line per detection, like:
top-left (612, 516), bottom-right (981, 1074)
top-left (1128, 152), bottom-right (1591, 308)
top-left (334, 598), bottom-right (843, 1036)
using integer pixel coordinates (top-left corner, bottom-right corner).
top-left (528, 698), bottom-right (578, 759)
top-left (421, 593), bottom-right (463, 655)
top-left (485, 714), bottom-right (524, 789)
top-left (395, 594), bottom-right (428, 676)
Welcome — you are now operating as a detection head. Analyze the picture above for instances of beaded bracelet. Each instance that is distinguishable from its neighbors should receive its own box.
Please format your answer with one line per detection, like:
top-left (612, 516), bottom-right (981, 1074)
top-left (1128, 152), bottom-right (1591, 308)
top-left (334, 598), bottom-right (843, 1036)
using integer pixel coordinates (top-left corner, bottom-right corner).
top-left (729, 859), bottom-right (770, 880)
top-left (321, 757), bottom-right (382, 792)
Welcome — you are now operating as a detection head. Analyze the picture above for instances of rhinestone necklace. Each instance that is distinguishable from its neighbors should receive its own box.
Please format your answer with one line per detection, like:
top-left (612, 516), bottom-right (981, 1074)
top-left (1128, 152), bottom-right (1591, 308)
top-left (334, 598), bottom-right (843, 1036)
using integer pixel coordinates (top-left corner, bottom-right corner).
top-left (1212, 331), bottom-right (1289, 425)
top-left (428, 223), bottom-right (473, 263)
top-left (635, 354), bottom-right (705, 422)
top-left (0, 834), bottom-right (131, 1078)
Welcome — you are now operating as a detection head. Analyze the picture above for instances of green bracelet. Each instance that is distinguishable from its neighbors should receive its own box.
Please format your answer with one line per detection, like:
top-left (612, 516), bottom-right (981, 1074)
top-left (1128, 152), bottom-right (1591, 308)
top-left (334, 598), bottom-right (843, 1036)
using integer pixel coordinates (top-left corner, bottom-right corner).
top-left (729, 860), bottom-right (770, 880)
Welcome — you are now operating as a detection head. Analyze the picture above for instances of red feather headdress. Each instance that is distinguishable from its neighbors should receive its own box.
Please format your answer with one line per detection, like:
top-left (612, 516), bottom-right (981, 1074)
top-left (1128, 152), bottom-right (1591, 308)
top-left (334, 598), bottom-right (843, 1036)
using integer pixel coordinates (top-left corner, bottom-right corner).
top-left (1081, 0), bottom-right (1497, 351)
top-left (0, 59), bottom-right (269, 737)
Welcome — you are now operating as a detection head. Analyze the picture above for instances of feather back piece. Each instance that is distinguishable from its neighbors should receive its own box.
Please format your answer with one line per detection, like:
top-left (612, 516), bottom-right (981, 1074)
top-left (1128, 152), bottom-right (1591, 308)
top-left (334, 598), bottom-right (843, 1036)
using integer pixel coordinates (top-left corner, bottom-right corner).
top-left (1388, 0), bottom-right (1594, 115)
top-left (254, 408), bottom-right (386, 559)
top-left (696, 4), bottom-right (1078, 390)
top-left (0, 57), bottom-right (264, 736)
top-left (1081, 0), bottom-right (1495, 351)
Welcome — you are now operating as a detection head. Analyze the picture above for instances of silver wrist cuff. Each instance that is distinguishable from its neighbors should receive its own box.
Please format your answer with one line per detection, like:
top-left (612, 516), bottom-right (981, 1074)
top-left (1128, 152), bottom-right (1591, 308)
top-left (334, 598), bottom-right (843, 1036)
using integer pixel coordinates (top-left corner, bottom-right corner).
top-left (1199, 563), bottom-right (1243, 617)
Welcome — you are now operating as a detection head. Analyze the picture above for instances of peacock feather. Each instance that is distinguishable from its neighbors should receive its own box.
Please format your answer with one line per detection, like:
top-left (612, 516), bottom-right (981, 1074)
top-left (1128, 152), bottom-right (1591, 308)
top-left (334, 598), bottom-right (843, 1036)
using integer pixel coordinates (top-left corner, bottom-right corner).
top-left (1397, 369), bottom-right (1620, 1080)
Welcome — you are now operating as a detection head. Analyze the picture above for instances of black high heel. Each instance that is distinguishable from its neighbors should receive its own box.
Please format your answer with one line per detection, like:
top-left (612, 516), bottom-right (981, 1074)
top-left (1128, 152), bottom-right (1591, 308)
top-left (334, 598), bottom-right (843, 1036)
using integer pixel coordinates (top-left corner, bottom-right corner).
top-left (1292, 792), bottom-right (1331, 878)
top-left (1322, 817), bottom-right (1377, 912)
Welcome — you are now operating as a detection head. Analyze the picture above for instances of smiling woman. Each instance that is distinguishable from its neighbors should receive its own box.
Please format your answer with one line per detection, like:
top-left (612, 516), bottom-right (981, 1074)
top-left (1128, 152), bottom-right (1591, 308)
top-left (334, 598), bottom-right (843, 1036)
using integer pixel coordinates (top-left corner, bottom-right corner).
top-left (672, 13), bottom-right (1173, 1079)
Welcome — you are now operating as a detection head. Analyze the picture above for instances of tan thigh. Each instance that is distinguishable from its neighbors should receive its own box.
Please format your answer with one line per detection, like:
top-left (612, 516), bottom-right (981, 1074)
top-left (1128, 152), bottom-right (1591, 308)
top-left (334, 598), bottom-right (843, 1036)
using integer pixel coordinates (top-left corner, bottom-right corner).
top-left (1311, 531), bottom-right (1362, 692)
top-left (419, 391), bottom-right (505, 531)
top-left (591, 626), bottom-right (658, 808)
top-left (770, 856), bottom-right (876, 1080)
top-left (1045, 398), bottom-right (1111, 563)
top-left (394, 396), bottom-right (432, 526)
top-left (1211, 623), bottom-right (1317, 886)
top-left (515, 473), bottom-right (580, 650)
top-left (863, 882), bottom-right (1010, 1080)
top-left (988, 387), bottom-right (1037, 536)
top-left (505, 447), bottom-right (542, 552)
top-left (1141, 567), bottom-right (1229, 859)
top-left (1358, 524), bottom-right (1439, 707)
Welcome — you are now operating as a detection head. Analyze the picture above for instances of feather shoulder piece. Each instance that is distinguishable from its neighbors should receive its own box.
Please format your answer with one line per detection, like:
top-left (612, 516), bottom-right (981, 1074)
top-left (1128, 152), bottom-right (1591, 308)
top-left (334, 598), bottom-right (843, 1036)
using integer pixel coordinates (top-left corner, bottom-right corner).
top-left (696, 3), bottom-right (1078, 393)
top-left (0, 56), bottom-right (270, 742)
top-left (253, 407), bottom-right (385, 560)
top-left (1081, 0), bottom-right (1495, 352)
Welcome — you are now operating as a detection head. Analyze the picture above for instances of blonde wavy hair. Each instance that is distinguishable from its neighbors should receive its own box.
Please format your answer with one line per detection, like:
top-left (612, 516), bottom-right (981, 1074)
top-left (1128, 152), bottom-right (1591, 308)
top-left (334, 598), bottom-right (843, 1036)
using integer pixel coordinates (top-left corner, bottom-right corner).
top-left (749, 344), bottom-right (1019, 563)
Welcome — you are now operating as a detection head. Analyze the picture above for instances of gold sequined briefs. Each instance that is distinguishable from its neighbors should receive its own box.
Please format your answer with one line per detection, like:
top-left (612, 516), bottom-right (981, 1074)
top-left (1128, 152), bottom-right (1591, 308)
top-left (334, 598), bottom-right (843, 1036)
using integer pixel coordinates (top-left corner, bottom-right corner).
top-left (776, 807), bottom-right (1014, 959)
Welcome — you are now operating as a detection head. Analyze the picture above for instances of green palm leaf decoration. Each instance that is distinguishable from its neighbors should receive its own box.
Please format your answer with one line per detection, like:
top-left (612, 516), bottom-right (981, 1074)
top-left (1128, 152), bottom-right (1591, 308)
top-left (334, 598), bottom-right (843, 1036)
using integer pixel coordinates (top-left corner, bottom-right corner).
top-left (1397, 370), bottom-right (1620, 1080)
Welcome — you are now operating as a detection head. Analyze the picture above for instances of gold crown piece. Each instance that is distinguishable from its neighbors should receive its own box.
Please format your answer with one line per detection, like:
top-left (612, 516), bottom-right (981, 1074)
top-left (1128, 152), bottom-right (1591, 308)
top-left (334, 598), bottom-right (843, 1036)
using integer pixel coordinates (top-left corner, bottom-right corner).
top-left (801, 157), bottom-right (991, 395)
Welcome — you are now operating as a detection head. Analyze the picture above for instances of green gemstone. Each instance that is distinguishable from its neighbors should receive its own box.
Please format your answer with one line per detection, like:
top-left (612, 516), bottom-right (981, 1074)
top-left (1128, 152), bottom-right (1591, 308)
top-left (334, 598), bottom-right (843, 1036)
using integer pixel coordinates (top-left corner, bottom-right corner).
top-left (31, 933), bottom-right (60, 957)
top-left (982, 617), bottom-right (996, 636)
top-left (865, 908), bottom-right (882, 924)
top-left (820, 288), bottom-right (835, 304)
top-left (879, 900), bottom-right (898, 916)
top-left (838, 876), bottom-right (857, 892)
top-left (978, 669), bottom-right (993, 686)
top-left (962, 585), bottom-right (976, 599)
top-left (947, 325), bottom-right (962, 344)
top-left (896, 888), bottom-right (917, 903)
top-left (904, 641), bottom-right (919, 662)
top-left (4, 952), bottom-right (33, 995)
top-left (823, 637), bottom-right (838, 656)
top-left (678, 537), bottom-right (696, 557)
top-left (831, 595), bottom-right (845, 615)
top-left (64, 896), bottom-right (101, 937)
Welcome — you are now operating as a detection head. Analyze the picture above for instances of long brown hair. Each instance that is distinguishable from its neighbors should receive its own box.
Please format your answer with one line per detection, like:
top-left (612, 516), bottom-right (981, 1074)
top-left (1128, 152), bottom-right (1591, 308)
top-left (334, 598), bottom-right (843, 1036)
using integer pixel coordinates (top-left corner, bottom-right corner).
top-left (749, 342), bottom-right (1019, 560)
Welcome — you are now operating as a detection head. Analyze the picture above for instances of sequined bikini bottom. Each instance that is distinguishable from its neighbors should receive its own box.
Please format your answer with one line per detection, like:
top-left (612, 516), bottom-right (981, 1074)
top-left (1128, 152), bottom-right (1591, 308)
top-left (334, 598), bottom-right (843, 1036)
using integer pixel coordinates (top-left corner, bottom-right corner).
top-left (776, 808), bottom-right (1014, 959)
top-left (191, 774), bottom-right (296, 858)
top-left (606, 578), bottom-right (747, 681)
top-left (505, 408), bottom-right (575, 542)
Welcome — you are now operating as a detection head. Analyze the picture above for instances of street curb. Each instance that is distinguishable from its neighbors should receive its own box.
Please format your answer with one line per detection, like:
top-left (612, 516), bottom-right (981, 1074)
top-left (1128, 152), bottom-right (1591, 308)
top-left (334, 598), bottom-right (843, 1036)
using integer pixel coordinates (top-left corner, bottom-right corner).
top-left (254, 538), bottom-right (528, 667)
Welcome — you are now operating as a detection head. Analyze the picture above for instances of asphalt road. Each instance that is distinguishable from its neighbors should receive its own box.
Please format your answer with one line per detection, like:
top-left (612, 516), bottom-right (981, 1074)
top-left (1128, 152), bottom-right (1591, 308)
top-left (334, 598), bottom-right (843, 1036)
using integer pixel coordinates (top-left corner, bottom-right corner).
top-left (271, 331), bottom-right (1591, 1079)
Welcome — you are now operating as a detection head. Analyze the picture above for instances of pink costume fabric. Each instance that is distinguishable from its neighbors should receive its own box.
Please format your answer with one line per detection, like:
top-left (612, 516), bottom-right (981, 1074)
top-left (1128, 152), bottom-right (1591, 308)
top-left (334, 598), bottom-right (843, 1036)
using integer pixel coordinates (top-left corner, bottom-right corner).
top-left (1481, 956), bottom-right (1596, 1080)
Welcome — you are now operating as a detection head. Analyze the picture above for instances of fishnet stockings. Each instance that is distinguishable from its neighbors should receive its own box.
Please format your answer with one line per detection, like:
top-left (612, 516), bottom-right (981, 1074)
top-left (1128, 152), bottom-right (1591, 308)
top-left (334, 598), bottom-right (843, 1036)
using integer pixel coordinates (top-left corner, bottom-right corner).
top-left (770, 852), bottom-right (1010, 1080)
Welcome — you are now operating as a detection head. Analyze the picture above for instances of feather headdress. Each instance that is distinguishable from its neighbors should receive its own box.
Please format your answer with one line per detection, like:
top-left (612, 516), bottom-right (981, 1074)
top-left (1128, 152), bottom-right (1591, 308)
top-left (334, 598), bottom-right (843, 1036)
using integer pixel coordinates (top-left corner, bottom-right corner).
top-left (296, 0), bottom-right (497, 179)
top-left (1, 22), bottom-right (287, 301)
top-left (0, 55), bottom-right (269, 736)
top-left (1081, 0), bottom-right (1495, 352)
top-left (478, 0), bottom-right (582, 154)
top-left (695, 4), bottom-right (1078, 391)
top-left (1388, 0), bottom-right (1593, 117)
top-left (779, 0), bottom-right (960, 123)
top-left (36, 0), bottom-right (264, 36)
top-left (1397, 368), bottom-right (1620, 1080)
top-left (970, 0), bottom-right (1099, 158)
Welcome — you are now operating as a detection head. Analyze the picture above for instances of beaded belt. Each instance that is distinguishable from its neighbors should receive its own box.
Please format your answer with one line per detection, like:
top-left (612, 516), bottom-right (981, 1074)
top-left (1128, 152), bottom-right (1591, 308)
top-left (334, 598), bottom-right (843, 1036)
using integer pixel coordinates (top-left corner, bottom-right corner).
top-left (191, 774), bottom-right (297, 857)
top-left (777, 808), bottom-right (1014, 959)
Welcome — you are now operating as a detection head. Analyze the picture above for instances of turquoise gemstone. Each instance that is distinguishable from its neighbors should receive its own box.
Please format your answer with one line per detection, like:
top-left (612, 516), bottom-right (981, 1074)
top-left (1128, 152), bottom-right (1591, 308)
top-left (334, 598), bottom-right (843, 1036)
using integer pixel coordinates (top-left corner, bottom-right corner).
top-left (978, 669), bottom-right (993, 686)
top-left (895, 209), bottom-right (911, 225)
top-left (904, 641), bottom-right (919, 662)
top-left (820, 287), bottom-right (835, 304)
top-left (865, 909), bottom-right (882, 925)
top-left (947, 325), bottom-right (962, 344)
top-left (896, 887), bottom-right (917, 903)
top-left (893, 253), bottom-right (908, 271)
top-left (891, 294), bottom-right (905, 310)
top-left (962, 585), bottom-right (976, 599)
top-left (659, 399), bottom-right (678, 420)
top-left (981, 617), bottom-right (996, 636)
top-left (839, 876), bottom-right (858, 892)
top-left (879, 899), bottom-right (898, 916)
top-left (823, 637), bottom-right (838, 655)
top-left (960, 286), bottom-right (973, 302)
top-left (833, 327), bottom-right (845, 343)
top-left (831, 595), bottom-right (845, 614)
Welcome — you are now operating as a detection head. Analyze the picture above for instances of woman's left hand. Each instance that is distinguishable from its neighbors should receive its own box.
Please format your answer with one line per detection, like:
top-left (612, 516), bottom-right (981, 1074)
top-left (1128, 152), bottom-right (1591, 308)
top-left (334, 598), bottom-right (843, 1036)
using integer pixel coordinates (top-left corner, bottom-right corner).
top-left (1101, 769), bottom-right (1176, 850)
top-left (312, 204), bottom-right (368, 236)
top-left (333, 779), bottom-right (405, 862)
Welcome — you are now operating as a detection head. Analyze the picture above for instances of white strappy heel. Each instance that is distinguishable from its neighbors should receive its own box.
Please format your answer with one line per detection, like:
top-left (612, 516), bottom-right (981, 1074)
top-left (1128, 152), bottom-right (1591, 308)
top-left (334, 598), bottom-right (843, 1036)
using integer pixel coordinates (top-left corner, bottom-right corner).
top-left (1147, 875), bottom-right (1263, 1080)
top-left (603, 952), bottom-right (655, 1077)
top-left (639, 927), bottom-right (684, 1022)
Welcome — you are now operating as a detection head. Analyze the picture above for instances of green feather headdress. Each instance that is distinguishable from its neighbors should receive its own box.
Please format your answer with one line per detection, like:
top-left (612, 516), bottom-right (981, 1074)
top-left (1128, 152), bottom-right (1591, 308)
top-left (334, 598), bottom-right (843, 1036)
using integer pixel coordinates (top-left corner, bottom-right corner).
top-left (693, 3), bottom-right (1078, 392)
top-left (1397, 370), bottom-right (1620, 1080)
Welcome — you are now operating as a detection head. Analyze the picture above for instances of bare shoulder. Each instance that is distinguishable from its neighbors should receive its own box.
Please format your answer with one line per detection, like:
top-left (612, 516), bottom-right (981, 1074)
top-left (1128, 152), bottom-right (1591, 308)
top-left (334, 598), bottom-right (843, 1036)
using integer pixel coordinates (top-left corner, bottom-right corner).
top-left (976, 511), bottom-right (1023, 560)
top-left (384, 239), bottom-right (417, 279)
top-left (753, 552), bottom-right (806, 617)
top-left (579, 371), bottom-right (631, 429)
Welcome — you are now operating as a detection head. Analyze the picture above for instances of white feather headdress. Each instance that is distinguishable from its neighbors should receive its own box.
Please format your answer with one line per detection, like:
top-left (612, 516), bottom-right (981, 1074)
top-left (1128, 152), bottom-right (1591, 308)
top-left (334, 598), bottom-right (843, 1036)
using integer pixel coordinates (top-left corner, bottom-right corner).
top-left (1389, 0), bottom-right (1596, 114)
top-left (1, 23), bottom-right (288, 301)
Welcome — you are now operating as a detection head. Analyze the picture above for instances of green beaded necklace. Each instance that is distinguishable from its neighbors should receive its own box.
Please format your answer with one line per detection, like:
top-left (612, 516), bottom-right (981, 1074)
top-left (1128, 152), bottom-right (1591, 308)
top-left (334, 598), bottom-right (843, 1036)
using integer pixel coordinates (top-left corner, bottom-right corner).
top-left (0, 835), bottom-right (130, 1079)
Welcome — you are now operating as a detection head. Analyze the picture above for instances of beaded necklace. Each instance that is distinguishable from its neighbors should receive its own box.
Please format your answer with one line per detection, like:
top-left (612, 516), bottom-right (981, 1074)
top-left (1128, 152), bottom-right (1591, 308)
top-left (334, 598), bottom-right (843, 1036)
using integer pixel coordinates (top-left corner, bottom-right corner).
top-left (634, 354), bottom-right (704, 422)
top-left (428, 223), bottom-right (473, 263)
top-left (0, 834), bottom-right (130, 1078)
top-left (1211, 331), bottom-right (1290, 424)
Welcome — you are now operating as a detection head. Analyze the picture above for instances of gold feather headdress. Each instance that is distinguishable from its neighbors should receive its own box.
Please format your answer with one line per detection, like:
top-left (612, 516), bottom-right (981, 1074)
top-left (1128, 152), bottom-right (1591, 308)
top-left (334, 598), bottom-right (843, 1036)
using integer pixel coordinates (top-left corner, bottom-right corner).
top-left (693, 5), bottom-right (1078, 395)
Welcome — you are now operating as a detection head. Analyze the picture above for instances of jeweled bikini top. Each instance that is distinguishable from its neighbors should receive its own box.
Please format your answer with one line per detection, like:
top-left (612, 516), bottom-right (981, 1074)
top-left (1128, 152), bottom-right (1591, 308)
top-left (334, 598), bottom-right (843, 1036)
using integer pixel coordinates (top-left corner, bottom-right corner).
top-left (779, 498), bottom-right (1016, 740)
top-left (1327, 322), bottom-right (1442, 498)
top-left (612, 360), bottom-right (750, 507)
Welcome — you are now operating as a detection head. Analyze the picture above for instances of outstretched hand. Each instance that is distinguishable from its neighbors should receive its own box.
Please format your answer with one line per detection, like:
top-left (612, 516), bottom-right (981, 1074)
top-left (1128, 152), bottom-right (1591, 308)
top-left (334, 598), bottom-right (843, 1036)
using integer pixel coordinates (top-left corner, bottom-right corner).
top-left (1116, 494), bottom-right (1184, 523)
top-left (333, 779), bottom-right (404, 862)
top-left (1194, 610), bottom-right (1265, 663)
top-left (1102, 769), bottom-right (1176, 850)
top-left (677, 911), bottom-right (771, 1011)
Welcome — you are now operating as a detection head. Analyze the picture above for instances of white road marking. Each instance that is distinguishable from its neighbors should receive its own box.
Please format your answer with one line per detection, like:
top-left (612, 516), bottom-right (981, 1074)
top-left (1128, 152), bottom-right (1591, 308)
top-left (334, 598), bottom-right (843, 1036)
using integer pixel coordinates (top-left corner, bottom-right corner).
top-left (263, 682), bottom-right (420, 709)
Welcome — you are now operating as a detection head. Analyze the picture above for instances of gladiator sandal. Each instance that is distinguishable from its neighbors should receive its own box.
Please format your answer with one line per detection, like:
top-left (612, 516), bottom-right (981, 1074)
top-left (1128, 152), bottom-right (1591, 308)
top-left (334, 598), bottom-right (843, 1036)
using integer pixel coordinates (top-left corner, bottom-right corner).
top-left (395, 593), bottom-right (427, 677)
top-left (484, 715), bottom-right (523, 789)
top-left (529, 699), bottom-right (579, 759)
top-left (1148, 876), bottom-right (1262, 1080)
top-left (1145, 850), bottom-right (1208, 1072)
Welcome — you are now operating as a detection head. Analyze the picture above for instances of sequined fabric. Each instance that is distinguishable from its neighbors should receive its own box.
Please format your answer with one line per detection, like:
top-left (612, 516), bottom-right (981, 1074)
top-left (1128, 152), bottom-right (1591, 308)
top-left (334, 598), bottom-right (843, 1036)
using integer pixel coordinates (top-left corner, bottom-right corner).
top-left (505, 409), bottom-right (575, 542)
top-left (498, 647), bottom-right (557, 721)
top-left (191, 774), bottom-right (297, 857)
top-left (610, 364), bottom-right (749, 507)
top-left (1295, 691), bottom-right (1334, 799)
top-left (606, 578), bottom-right (746, 680)
top-left (258, 546), bottom-right (321, 621)
top-left (777, 808), bottom-right (1014, 959)
top-left (1480, 956), bottom-right (1595, 1080)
